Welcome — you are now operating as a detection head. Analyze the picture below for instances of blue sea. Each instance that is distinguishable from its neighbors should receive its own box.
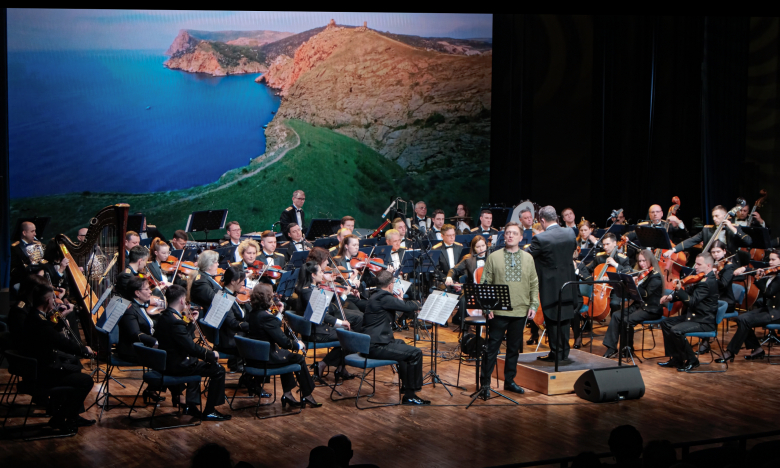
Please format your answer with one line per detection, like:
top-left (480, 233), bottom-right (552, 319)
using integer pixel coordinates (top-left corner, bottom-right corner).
top-left (7, 50), bottom-right (281, 199)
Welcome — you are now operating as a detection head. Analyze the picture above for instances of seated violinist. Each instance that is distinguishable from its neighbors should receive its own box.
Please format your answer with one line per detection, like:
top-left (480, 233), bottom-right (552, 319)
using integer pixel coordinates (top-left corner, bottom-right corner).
top-left (602, 250), bottom-right (664, 358)
top-left (214, 266), bottom-right (251, 372)
top-left (115, 246), bottom-right (165, 312)
top-left (147, 237), bottom-right (188, 289)
top-left (231, 239), bottom-right (262, 287)
top-left (717, 249), bottom-right (780, 363)
top-left (189, 250), bottom-right (223, 309)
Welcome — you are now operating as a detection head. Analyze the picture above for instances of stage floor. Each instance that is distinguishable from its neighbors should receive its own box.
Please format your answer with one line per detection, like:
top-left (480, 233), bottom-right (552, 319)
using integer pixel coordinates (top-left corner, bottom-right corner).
top-left (2, 320), bottom-right (780, 468)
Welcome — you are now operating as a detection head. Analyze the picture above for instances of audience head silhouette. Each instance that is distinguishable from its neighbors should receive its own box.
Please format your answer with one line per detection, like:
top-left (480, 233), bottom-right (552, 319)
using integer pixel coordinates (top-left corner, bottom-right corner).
top-left (307, 446), bottom-right (337, 468)
top-left (192, 443), bottom-right (232, 468)
top-left (608, 424), bottom-right (643, 464)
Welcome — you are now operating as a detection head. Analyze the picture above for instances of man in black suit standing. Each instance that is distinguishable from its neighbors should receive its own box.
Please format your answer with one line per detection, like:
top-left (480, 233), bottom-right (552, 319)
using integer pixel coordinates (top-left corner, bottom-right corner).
top-left (280, 190), bottom-right (306, 240)
top-left (527, 206), bottom-right (579, 362)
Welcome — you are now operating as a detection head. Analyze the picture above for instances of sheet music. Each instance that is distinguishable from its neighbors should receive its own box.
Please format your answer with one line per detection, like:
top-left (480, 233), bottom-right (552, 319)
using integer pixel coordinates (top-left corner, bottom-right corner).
top-left (393, 278), bottom-right (411, 298)
top-left (419, 292), bottom-right (459, 325)
top-left (103, 297), bottom-right (131, 332)
top-left (203, 292), bottom-right (236, 329)
top-left (304, 288), bottom-right (334, 325)
top-left (91, 285), bottom-right (114, 317)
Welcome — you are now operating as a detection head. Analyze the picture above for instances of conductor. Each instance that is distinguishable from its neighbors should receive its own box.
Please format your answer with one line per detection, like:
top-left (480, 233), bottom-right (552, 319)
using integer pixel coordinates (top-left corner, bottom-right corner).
top-left (527, 206), bottom-right (579, 362)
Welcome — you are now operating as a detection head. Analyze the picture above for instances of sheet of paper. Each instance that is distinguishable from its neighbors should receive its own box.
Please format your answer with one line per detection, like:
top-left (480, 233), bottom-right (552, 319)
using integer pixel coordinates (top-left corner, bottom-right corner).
top-left (304, 288), bottom-right (334, 325)
top-left (103, 297), bottom-right (131, 332)
top-left (392, 278), bottom-right (411, 298)
top-left (203, 292), bottom-right (236, 329)
top-left (419, 292), bottom-right (459, 325)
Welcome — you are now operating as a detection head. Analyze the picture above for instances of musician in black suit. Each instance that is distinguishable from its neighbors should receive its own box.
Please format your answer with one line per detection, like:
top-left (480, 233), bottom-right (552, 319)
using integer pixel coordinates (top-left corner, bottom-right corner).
top-left (627, 204), bottom-right (688, 246)
top-left (406, 201), bottom-right (432, 232)
top-left (602, 250), bottom-right (664, 357)
top-left (664, 205), bottom-right (752, 260)
top-left (146, 237), bottom-right (188, 289)
top-left (247, 283), bottom-right (320, 408)
top-left (432, 224), bottom-right (464, 282)
top-left (428, 210), bottom-right (446, 241)
top-left (156, 285), bottom-right (231, 421)
top-left (659, 253), bottom-right (719, 372)
top-left (8, 275), bottom-right (50, 349)
top-left (259, 230), bottom-right (286, 273)
top-left (717, 249), bottom-right (780, 362)
top-left (445, 235), bottom-right (488, 327)
top-left (470, 210), bottom-right (499, 239)
top-left (285, 223), bottom-right (312, 262)
top-left (385, 229), bottom-right (407, 273)
top-left (10, 221), bottom-right (47, 290)
top-left (115, 246), bottom-right (166, 312)
top-left (332, 235), bottom-right (372, 310)
top-left (189, 250), bottom-right (223, 309)
top-left (581, 233), bottom-right (632, 313)
top-left (122, 231), bottom-right (140, 270)
top-left (280, 190), bottom-right (306, 240)
top-left (363, 271), bottom-right (427, 405)
top-left (169, 229), bottom-right (188, 251)
top-left (294, 261), bottom-right (358, 382)
top-left (527, 206), bottom-right (579, 362)
top-left (213, 267), bottom-right (251, 371)
top-left (219, 221), bottom-right (243, 264)
top-left (518, 208), bottom-right (535, 248)
top-left (21, 283), bottom-right (96, 432)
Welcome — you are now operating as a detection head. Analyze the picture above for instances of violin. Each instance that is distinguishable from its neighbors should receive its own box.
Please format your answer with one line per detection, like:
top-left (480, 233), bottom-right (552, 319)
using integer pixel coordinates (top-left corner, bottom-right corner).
top-left (634, 268), bottom-right (652, 286)
top-left (158, 255), bottom-right (183, 274)
top-left (741, 265), bottom-right (780, 277)
top-left (235, 286), bottom-right (252, 304)
top-left (680, 272), bottom-right (706, 285)
top-left (320, 283), bottom-right (349, 296)
top-left (255, 260), bottom-right (283, 280)
top-left (350, 251), bottom-right (387, 272)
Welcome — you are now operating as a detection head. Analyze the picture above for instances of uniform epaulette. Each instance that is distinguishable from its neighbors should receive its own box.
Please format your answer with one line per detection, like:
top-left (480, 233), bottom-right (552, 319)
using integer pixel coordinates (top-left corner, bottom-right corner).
top-left (17, 301), bottom-right (25, 309)
top-left (125, 268), bottom-right (132, 273)
top-left (638, 221), bottom-right (650, 226)
top-left (219, 240), bottom-right (229, 246)
top-left (618, 253), bottom-right (627, 258)
top-left (230, 261), bottom-right (242, 267)
top-left (454, 242), bottom-right (463, 246)
top-left (285, 206), bottom-right (293, 212)
top-left (328, 246), bottom-right (337, 252)
top-left (12, 241), bottom-right (19, 247)
top-left (597, 252), bottom-right (607, 256)
top-left (433, 242), bottom-right (443, 249)
top-left (196, 274), bottom-right (201, 281)
top-left (522, 244), bottom-right (530, 250)
top-left (469, 227), bottom-right (479, 232)
top-left (704, 225), bottom-right (714, 228)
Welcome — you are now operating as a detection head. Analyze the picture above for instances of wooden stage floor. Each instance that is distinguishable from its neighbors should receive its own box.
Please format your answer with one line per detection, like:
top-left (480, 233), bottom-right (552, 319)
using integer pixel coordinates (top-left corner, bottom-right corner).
top-left (2, 320), bottom-right (780, 468)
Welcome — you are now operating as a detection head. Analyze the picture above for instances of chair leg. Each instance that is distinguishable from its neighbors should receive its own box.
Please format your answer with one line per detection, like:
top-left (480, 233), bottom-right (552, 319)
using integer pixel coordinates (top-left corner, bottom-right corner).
top-left (255, 375), bottom-right (300, 420)
top-left (535, 329), bottom-right (546, 352)
top-left (687, 337), bottom-right (727, 373)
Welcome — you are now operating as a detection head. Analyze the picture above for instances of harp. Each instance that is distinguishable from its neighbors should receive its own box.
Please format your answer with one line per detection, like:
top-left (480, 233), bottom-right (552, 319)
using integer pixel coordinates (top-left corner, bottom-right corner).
top-left (56, 204), bottom-right (129, 342)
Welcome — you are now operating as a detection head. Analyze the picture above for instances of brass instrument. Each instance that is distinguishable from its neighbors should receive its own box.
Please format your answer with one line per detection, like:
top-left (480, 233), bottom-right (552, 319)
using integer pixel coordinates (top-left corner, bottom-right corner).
top-left (25, 242), bottom-right (45, 264)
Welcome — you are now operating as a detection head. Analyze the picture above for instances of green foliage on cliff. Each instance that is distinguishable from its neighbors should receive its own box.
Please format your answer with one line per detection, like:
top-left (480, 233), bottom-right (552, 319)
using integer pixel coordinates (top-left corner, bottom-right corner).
top-left (208, 41), bottom-right (265, 67)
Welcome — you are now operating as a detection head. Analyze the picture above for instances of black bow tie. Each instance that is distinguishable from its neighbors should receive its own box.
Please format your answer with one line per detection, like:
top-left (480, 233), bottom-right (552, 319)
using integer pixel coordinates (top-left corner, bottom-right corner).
top-left (444, 245), bottom-right (454, 250)
top-left (138, 302), bottom-right (150, 309)
top-left (295, 241), bottom-right (303, 245)
top-left (476, 256), bottom-right (485, 260)
top-left (265, 254), bottom-right (274, 258)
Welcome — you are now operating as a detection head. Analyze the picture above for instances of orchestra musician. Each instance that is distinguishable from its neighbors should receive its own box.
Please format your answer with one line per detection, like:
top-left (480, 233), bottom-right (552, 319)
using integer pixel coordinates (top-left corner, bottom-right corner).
top-left (696, 241), bottom-right (739, 355)
top-left (189, 250), bottom-right (223, 309)
top-left (215, 266), bottom-right (251, 372)
top-left (330, 216), bottom-right (355, 237)
top-left (280, 190), bottom-right (306, 240)
top-left (259, 230), bottom-right (286, 278)
top-left (479, 222), bottom-right (539, 394)
top-left (294, 260), bottom-right (357, 382)
top-left (561, 207), bottom-right (578, 231)
top-left (123, 231), bottom-right (140, 269)
top-left (735, 204), bottom-right (766, 228)
top-left (628, 204), bottom-right (687, 247)
top-left (602, 249), bottom-right (664, 358)
top-left (432, 224), bottom-right (464, 284)
top-left (454, 203), bottom-right (472, 234)
top-left (329, 228), bottom-right (353, 254)
top-left (445, 235), bottom-right (488, 328)
top-left (518, 208), bottom-right (535, 248)
top-left (407, 201), bottom-right (432, 232)
top-left (576, 218), bottom-right (600, 251)
top-left (21, 282), bottom-right (96, 432)
top-left (363, 270), bottom-right (428, 405)
top-left (428, 210), bottom-right (446, 241)
top-left (663, 205), bottom-right (752, 259)
top-left (527, 206), bottom-right (579, 362)
top-left (115, 246), bottom-right (165, 311)
top-left (385, 229), bottom-right (406, 273)
top-left (231, 239), bottom-right (262, 286)
top-left (580, 233), bottom-right (632, 312)
top-left (392, 217), bottom-right (411, 249)
top-left (659, 253), bottom-right (719, 372)
top-left (284, 223), bottom-right (312, 262)
top-left (246, 283), bottom-right (321, 408)
top-left (147, 237), bottom-right (188, 288)
top-left (8, 274), bottom-right (50, 350)
top-left (716, 249), bottom-right (780, 362)
top-left (156, 284), bottom-right (231, 421)
top-left (220, 221), bottom-right (243, 263)
top-left (169, 229), bottom-right (188, 251)
top-left (10, 221), bottom-right (47, 290)
top-left (471, 209), bottom-right (499, 239)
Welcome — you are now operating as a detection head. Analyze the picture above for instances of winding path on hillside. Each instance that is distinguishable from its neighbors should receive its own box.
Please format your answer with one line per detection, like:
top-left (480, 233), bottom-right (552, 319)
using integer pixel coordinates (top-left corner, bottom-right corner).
top-left (161, 122), bottom-right (300, 207)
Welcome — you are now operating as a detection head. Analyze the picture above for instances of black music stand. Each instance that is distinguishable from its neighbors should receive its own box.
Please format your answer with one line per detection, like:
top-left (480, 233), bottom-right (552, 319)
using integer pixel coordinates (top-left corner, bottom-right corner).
top-left (480, 205), bottom-right (512, 230)
top-left (276, 269), bottom-right (298, 300)
top-left (455, 234), bottom-right (476, 246)
top-left (313, 237), bottom-right (339, 250)
top-left (420, 292), bottom-right (462, 395)
top-left (12, 216), bottom-right (50, 242)
top-left (306, 219), bottom-right (341, 241)
top-left (171, 248), bottom-right (199, 262)
top-left (607, 272), bottom-right (644, 365)
top-left (126, 214), bottom-right (146, 236)
top-left (359, 238), bottom-right (378, 248)
top-left (410, 249), bottom-right (441, 344)
top-left (185, 209), bottom-right (228, 241)
top-left (287, 251), bottom-right (309, 270)
top-left (215, 246), bottom-right (236, 266)
top-left (634, 226), bottom-right (673, 251)
top-left (462, 283), bottom-right (517, 408)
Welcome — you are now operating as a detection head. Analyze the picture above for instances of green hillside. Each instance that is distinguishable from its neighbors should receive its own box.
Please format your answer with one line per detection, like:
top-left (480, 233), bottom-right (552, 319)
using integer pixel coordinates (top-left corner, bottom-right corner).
top-left (10, 120), bottom-right (407, 241)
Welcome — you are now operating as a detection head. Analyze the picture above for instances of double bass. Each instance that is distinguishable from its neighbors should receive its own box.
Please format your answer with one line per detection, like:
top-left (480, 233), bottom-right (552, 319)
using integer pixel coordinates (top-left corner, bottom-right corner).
top-left (656, 196), bottom-right (687, 291)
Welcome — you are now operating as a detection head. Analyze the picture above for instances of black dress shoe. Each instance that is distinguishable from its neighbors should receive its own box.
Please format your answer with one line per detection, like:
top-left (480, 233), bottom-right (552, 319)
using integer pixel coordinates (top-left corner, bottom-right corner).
top-left (504, 382), bottom-right (525, 394)
top-left (696, 341), bottom-right (711, 355)
top-left (715, 351), bottom-right (735, 363)
top-left (745, 348), bottom-right (766, 360)
top-left (182, 405), bottom-right (203, 418)
top-left (657, 359), bottom-right (681, 368)
top-left (677, 360), bottom-right (700, 372)
top-left (573, 337), bottom-right (582, 349)
top-left (401, 395), bottom-right (430, 405)
top-left (603, 349), bottom-right (618, 359)
top-left (536, 354), bottom-right (556, 362)
top-left (334, 370), bottom-right (356, 381)
top-left (526, 337), bottom-right (539, 346)
top-left (281, 395), bottom-right (300, 408)
top-left (67, 415), bottom-right (97, 428)
top-left (391, 322), bottom-right (400, 331)
top-left (201, 410), bottom-right (232, 421)
top-left (143, 390), bottom-right (165, 405)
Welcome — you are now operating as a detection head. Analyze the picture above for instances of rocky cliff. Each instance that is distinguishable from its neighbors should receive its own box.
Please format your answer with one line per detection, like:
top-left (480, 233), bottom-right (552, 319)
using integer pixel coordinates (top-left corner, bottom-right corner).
top-left (259, 24), bottom-right (492, 172)
top-left (165, 30), bottom-right (200, 56)
top-left (164, 41), bottom-right (267, 76)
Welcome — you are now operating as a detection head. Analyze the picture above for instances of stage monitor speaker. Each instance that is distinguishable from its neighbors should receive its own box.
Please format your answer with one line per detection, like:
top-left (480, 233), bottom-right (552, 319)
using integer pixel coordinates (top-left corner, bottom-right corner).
top-left (574, 366), bottom-right (645, 402)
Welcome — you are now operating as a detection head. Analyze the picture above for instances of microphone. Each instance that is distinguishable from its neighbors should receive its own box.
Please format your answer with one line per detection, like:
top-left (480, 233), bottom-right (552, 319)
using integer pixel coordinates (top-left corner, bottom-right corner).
top-left (611, 208), bottom-right (623, 219)
top-left (381, 198), bottom-right (398, 219)
top-left (419, 224), bottom-right (427, 234)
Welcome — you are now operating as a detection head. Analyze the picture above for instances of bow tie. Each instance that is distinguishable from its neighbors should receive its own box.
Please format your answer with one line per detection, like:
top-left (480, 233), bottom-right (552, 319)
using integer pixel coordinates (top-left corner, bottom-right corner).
top-left (476, 256), bottom-right (485, 260)
top-left (444, 245), bottom-right (454, 250)
top-left (138, 302), bottom-right (150, 309)
top-left (265, 254), bottom-right (274, 259)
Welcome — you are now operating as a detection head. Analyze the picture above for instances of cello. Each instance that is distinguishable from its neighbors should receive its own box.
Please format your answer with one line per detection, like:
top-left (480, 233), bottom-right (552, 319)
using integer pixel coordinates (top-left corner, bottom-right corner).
top-left (656, 196), bottom-right (687, 290)
top-left (745, 189), bottom-right (768, 261)
top-left (587, 258), bottom-right (616, 322)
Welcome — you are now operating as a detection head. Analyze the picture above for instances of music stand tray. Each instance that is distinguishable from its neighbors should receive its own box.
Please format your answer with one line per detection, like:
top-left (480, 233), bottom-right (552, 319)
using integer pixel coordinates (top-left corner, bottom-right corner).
top-left (126, 214), bottom-right (146, 235)
top-left (313, 237), bottom-right (339, 250)
top-left (399, 250), bottom-right (420, 275)
top-left (418, 250), bottom-right (442, 274)
top-left (306, 219), bottom-right (341, 241)
top-left (634, 226), bottom-right (673, 250)
top-left (185, 209), bottom-right (228, 240)
top-left (276, 269), bottom-right (298, 299)
top-left (288, 251), bottom-right (309, 270)
top-left (171, 249), bottom-right (199, 262)
top-left (359, 238), bottom-right (378, 248)
top-left (455, 234), bottom-right (476, 246)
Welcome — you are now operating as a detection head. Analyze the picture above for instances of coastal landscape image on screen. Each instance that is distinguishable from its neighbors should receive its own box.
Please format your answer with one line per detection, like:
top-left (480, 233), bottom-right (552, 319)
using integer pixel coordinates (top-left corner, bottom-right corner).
top-left (7, 10), bottom-right (492, 238)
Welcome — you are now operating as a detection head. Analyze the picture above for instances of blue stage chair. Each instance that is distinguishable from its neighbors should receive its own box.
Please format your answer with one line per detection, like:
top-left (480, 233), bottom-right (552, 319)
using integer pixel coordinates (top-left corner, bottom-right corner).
top-left (684, 300), bottom-right (729, 373)
top-left (331, 329), bottom-right (400, 410)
